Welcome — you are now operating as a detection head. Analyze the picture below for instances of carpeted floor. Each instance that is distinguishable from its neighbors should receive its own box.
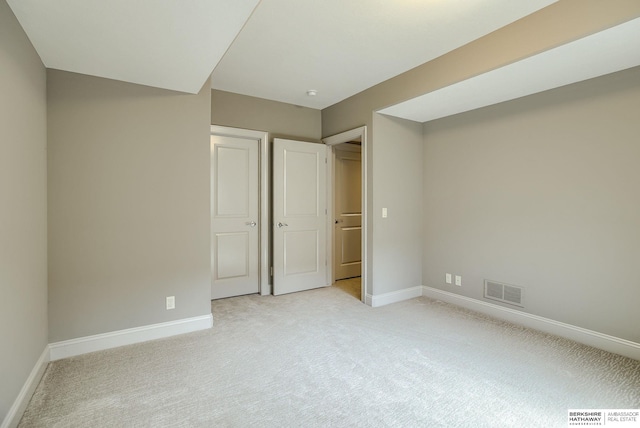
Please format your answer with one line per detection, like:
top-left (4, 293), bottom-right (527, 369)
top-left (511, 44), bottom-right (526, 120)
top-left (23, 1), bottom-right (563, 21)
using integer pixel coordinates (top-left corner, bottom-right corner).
top-left (19, 285), bottom-right (640, 427)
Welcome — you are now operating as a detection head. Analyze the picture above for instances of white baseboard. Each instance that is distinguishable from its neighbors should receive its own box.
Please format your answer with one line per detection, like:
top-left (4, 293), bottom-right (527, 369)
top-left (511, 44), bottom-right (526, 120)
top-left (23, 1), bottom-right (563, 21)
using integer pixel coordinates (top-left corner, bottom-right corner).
top-left (49, 313), bottom-right (213, 361)
top-left (1, 346), bottom-right (50, 428)
top-left (368, 286), bottom-right (423, 308)
top-left (422, 286), bottom-right (640, 361)
top-left (365, 293), bottom-right (373, 306)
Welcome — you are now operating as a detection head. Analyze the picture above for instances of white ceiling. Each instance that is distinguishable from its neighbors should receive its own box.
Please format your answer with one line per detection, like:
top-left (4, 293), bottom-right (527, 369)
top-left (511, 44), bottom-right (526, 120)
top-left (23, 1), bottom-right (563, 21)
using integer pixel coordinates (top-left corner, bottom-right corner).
top-left (6, 0), bottom-right (559, 106)
top-left (211, 0), bottom-right (557, 109)
top-left (379, 17), bottom-right (640, 123)
top-left (7, 0), bottom-right (260, 94)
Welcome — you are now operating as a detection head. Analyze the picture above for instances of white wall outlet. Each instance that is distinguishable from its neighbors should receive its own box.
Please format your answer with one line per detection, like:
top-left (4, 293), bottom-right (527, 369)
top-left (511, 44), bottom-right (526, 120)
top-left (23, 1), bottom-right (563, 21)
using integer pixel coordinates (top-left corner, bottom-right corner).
top-left (445, 273), bottom-right (452, 284)
top-left (382, 207), bottom-right (388, 218)
top-left (166, 296), bottom-right (175, 310)
top-left (455, 275), bottom-right (462, 286)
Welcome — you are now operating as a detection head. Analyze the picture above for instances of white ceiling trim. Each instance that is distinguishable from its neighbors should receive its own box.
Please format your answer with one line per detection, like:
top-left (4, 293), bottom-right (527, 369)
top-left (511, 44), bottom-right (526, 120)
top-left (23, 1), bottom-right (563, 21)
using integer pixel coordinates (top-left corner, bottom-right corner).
top-left (378, 17), bottom-right (640, 123)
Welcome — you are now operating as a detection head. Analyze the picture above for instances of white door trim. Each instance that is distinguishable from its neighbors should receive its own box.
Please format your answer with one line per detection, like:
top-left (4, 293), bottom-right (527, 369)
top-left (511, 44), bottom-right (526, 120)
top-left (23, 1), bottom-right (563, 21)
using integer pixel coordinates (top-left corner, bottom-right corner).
top-left (323, 126), bottom-right (368, 303)
top-left (210, 125), bottom-right (270, 295)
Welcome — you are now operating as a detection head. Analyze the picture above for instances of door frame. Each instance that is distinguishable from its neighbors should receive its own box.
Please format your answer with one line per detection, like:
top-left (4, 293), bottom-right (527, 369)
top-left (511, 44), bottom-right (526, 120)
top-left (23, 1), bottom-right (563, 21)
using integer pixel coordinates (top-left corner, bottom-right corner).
top-left (210, 125), bottom-right (270, 295)
top-left (323, 126), bottom-right (368, 303)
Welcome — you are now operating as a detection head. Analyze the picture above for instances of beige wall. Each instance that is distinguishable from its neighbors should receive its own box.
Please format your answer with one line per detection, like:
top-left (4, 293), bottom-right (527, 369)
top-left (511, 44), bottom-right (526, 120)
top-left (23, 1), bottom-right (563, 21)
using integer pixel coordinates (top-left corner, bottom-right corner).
top-left (371, 114), bottom-right (423, 295)
top-left (321, 0), bottom-right (640, 302)
top-left (0, 0), bottom-right (48, 422)
top-left (47, 71), bottom-right (212, 342)
top-left (423, 67), bottom-right (640, 343)
top-left (322, 0), bottom-right (640, 138)
top-left (212, 89), bottom-right (321, 141)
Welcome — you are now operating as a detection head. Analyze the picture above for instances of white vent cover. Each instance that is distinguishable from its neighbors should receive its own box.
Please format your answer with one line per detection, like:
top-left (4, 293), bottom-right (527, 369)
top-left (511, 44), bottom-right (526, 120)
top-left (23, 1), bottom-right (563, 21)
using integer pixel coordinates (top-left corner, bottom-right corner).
top-left (484, 280), bottom-right (524, 307)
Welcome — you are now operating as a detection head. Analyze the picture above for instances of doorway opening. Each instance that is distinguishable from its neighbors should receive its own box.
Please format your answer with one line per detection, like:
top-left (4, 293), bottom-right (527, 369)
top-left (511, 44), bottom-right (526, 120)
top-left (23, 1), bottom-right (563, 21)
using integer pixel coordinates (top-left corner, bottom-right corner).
top-left (323, 127), bottom-right (368, 303)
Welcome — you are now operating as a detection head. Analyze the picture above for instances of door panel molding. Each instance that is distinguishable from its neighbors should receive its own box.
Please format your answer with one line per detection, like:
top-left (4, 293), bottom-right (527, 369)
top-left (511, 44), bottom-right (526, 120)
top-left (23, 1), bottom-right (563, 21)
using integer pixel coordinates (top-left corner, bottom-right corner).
top-left (283, 149), bottom-right (321, 217)
top-left (213, 145), bottom-right (251, 217)
top-left (284, 229), bottom-right (320, 275)
top-left (214, 232), bottom-right (250, 280)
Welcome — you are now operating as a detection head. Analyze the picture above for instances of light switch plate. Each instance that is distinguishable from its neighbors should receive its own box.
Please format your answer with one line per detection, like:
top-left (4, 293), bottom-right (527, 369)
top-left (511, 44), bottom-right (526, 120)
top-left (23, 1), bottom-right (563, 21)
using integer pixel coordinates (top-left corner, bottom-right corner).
top-left (455, 276), bottom-right (462, 286)
top-left (445, 273), bottom-right (452, 284)
top-left (166, 296), bottom-right (175, 310)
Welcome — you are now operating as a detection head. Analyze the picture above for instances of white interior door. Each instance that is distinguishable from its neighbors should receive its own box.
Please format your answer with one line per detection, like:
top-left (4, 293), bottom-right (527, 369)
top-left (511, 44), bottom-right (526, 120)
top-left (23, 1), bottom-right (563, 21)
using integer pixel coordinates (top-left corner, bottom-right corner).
top-left (211, 134), bottom-right (259, 299)
top-left (334, 145), bottom-right (361, 280)
top-left (273, 138), bottom-right (327, 295)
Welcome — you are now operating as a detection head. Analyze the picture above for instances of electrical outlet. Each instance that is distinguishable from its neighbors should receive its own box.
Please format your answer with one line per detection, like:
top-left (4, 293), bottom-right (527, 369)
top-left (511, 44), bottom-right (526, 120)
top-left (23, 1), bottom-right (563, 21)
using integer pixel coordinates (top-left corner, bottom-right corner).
top-left (455, 275), bottom-right (462, 286)
top-left (445, 273), bottom-right (452, 284)
top-left (382, 207), bottom-right (388, 218)
top-left (166, 296), bottom-right (175, 310)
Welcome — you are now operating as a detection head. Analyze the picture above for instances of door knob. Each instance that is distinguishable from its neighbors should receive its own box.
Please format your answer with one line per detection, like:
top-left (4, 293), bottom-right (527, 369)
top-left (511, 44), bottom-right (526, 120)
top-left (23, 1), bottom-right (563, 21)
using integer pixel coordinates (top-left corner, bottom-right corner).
top-left (277, 222), bottom-right (288, 228)
top-left (245, 221), bottom-right (257, 227)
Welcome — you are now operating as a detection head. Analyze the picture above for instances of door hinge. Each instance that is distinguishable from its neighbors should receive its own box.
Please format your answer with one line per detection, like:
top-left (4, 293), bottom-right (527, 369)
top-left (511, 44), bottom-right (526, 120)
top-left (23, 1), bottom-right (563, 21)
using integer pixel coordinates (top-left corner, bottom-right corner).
top-left (325, 157), bottom-right (327, 164)
top-left (270, 266), bottom-right (273, 276)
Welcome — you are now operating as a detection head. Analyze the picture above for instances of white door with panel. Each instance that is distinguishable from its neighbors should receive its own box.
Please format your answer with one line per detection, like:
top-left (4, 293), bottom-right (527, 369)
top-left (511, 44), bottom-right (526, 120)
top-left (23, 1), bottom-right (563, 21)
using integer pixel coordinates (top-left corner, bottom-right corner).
top-left (334, 145), bottom-right (361, 280)
top-left (210, 134), bottom-right (259, 299)
top-left (273, 138), bottom-right (328, 295)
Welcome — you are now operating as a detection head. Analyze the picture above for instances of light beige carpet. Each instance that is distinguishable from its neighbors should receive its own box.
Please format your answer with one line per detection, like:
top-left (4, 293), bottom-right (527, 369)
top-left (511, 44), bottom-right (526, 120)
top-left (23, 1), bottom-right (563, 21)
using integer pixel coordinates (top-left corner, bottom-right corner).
top-left (19, 286), bottom-right (640, 427)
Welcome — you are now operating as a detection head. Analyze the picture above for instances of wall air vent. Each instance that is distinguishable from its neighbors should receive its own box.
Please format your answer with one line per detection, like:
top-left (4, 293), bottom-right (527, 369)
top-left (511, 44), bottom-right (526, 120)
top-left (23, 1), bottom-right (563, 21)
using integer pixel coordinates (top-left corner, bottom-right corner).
top-left (484, 280), bottom-right (524, 307)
